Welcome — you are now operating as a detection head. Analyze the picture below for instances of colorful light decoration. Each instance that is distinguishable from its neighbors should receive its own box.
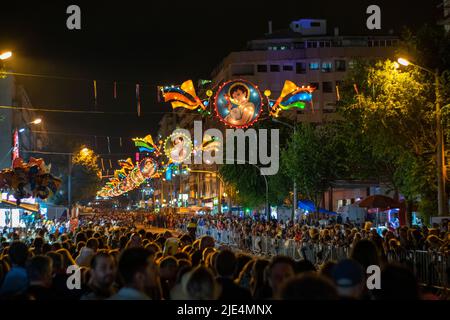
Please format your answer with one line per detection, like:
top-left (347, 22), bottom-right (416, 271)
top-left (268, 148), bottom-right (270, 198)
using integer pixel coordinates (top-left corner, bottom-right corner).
top-left (161, 80), bottom-right (206, 111)
top-left (161, 79), bottom-right (315, 127)
top-left (163, 131), bottom-right (193, 164)
top-left (0, 157), bottom-right (62, 204)
top-left (269, 80), bottom-right (314, 118)
top-left (97, 157), bottom-right (157, 198)
top-left (214, 79), bottom-right (263, 129)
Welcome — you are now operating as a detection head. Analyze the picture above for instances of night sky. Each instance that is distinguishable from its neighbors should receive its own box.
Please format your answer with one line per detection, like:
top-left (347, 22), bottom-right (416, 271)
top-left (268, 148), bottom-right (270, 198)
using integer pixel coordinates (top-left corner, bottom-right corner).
top-left (0, 0), bottom-right (442, 156)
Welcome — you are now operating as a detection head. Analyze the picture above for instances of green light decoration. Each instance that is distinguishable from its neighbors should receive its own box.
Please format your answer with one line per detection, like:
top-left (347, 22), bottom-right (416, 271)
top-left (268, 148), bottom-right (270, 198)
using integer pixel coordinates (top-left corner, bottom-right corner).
top-left (280, 101), bottom-right (306, 110)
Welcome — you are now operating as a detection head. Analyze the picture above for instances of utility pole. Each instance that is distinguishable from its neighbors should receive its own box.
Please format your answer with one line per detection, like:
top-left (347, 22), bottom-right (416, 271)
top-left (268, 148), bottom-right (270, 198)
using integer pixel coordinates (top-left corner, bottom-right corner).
top-left (435, 68), bottom-right (448, 216)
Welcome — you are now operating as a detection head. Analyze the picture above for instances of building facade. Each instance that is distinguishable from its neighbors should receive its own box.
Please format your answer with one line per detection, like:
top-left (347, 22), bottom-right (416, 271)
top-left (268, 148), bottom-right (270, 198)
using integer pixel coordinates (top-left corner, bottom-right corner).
top-left (0, 73), bottom-right (48, 170)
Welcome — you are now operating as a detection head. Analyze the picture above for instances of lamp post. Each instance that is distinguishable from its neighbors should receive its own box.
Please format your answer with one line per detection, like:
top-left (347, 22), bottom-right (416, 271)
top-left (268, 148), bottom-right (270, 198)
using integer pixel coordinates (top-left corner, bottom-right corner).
top-left (272, 118), bottom-right (297, 221)
top-left (398, 58), bottom-right (448, 216)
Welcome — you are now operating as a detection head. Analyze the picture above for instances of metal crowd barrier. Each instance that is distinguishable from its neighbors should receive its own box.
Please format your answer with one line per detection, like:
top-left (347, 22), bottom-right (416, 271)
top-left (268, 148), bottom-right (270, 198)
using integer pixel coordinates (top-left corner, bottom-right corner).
top-left (188, 225), bottom-right (449, 289)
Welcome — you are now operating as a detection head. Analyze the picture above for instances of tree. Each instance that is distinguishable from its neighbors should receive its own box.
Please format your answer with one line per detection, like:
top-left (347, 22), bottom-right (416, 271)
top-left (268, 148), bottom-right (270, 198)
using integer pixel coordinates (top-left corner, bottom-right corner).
top-left (51, 146), bottom-right (102, 206)
top-left (219, 120), bottom-right (292, 210)
top-left (337, 58), bottom-right (443, 222)
top-left (281, 123), bottom-right (348, 214)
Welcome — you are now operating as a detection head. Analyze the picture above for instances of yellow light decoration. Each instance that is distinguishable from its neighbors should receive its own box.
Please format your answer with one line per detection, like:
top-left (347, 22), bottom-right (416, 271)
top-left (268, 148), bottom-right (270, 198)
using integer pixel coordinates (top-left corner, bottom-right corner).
top-left (264, 89), bottom-right (272, 97)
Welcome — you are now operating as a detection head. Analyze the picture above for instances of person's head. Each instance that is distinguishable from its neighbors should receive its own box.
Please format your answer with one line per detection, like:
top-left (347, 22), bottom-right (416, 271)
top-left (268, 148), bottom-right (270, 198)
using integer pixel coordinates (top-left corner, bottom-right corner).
top-left (234, 253), bottom-right (252, 280)
top-left (214, 249), bottom-right (236, 278)
top-left (202, 247), bottom-right (215, 264)
top-left (75, 232), bottom-right (87, 245)
top-left (90, 252), bottom-right (116, 289)
top-left (295, 259), bottom-right (316, 274)
top-left (46, 251), bottom-right (64, 274)
top-left (55, 248), bottom-right (77, 270)
top-left (267, 256), bottom-right (296, 297)
top-left (126, 233), bottom-right (143, 249)
top-left (86, 238), bottom-right (99, 252)
top-left (229, 84), bottom-right (249, 103)
top-left (350, 239), bottom-right (380, 271)
top-left (331, 259), bottom-right (365, 299)
top-left (33, 237), bottom-right (44, 249)
top-left (181, 266), bottom-right (220, 300)
top-left (145, 242), bottom-right (161, 255)
top-left (27, 255), bottom-right (53, 288)
top-left (8, 241), bottom-right (29, 267)
top-left (278, 272), bottom-right (338, 300)
top-left (159, 256), bottom-right (178, 282)
top-left (118, 247), bottom-right (157, 292)
top-left (174, 251), bottom-right (189, 261)
top-left (319, 261), bottom-right (337, 280)
top-left (237, 259), bottom-right (255, 289)
top-left (199, 236), bottom-right (214, 252)
top-left (179, 234), bottom-right (193, 247)
top-left (375, 264), bottom-right (420, 300)
top-left (190, 250), bottom-right (203, 267)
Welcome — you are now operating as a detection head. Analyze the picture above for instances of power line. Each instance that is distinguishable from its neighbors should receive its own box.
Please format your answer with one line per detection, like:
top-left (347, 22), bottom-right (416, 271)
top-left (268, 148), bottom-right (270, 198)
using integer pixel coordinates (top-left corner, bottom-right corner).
top-left (0, 105), bottom-right (182, 115)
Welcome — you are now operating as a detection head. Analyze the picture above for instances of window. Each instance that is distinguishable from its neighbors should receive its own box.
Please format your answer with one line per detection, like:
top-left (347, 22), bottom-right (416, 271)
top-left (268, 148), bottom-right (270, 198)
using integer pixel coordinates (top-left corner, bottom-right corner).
top-left (321, 61), bottom-right (332, 72)
top-left (296, 62), bottom-right (307, 74)
top-left (294, 42), bottom-right (305, 49)
top-left (257, 65), bottom-right (268, 72)
top-left (307, 41), bottom-right (318, 48)
top-left (283, 65), bottom-right (293, 71)
top-left (322, 81), bottom-right (333, 93)
top-left (311, 21), bottom-right (321, 27)
top-left (270, 65), bottom-right (280, 72)
top-left (309, 82), bottom-right (319, 90)
top-left (348, 60), bottom-right (356, 69)
top-left (231, 64), bottom-right (254, 76)
top-left (309, 62), bottom-right (319, 70)
top-left (335, 59), bottom-right (346, 72)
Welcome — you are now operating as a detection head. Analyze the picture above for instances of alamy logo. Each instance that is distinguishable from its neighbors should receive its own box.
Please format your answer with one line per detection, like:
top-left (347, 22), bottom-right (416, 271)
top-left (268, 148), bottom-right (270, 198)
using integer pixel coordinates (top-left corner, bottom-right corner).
top-left (366, 5), bottom-right (381, 30)
top-left (66, 265), bottom-right (81, 290)
top-left (66, 5), bottom-right (81, 30)
top-left (173, 121), bottom-right (279, 175)
top-left (366, 265), bottom-right (381, 289)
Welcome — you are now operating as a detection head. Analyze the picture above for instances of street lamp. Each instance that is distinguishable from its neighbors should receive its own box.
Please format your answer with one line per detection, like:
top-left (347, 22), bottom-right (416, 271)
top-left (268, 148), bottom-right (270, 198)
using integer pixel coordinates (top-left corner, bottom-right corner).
top-left (0, 51), bottom-right (12, 60)
top-left (272, 118), bottom-right (297, 221)
top-left (397, 57), bottom-right (448, 216)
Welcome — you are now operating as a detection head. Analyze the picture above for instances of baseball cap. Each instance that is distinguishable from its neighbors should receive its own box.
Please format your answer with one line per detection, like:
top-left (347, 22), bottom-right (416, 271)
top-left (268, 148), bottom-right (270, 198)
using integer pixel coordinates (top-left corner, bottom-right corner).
top-left (332, 259), bottom-right (364, 287)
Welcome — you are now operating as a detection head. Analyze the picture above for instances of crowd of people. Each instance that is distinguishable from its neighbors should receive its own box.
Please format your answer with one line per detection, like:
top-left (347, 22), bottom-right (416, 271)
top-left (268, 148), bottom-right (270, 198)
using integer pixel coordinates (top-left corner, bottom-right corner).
top-left (0, 210), bottom-right (447, 300)
top-left (174, 213), bottom-right (450, 256)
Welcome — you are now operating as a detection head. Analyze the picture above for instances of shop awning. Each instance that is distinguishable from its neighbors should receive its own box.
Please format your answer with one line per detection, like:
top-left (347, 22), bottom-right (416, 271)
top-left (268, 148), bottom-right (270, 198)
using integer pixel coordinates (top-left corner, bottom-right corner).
top-left (0, 200), bottom-right (40, 213)
top-left (298, 200), bottom-right (336, 215)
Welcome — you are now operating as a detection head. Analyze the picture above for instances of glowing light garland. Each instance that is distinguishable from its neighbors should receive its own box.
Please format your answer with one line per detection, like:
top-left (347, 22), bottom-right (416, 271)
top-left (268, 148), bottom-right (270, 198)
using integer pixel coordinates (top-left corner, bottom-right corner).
top-left (161, 79), bottom-right (315, 127)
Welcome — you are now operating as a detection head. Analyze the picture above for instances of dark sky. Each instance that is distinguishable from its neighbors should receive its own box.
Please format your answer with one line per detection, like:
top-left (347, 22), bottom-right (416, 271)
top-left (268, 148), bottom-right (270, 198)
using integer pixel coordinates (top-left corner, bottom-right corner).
top-left (0, 0), bottom-right (442, 156)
